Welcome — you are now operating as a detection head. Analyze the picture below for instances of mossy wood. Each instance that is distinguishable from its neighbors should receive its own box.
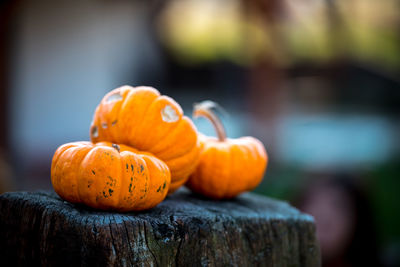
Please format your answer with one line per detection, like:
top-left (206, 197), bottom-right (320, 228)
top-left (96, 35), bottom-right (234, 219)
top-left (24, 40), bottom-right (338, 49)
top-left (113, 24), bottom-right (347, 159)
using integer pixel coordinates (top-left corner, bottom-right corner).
top-left (0, 189), bottom-right (320, 266)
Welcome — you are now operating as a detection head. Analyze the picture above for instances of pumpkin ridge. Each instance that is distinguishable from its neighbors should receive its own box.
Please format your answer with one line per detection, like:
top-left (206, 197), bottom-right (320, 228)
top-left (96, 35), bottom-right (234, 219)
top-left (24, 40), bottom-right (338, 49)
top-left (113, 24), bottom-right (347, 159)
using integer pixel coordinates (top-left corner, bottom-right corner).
top-left (153, 156), bottom-right (170, 206)
top-left (99, 146), bottom-right (125, 209)
top-left (142, 107), bottom-right (184, 152)
top-left (71, 145), bottom-right (92, 203)
top-left (108, 90), bottom-right (130, 144)
top-left (139, 155), bottom-right (163, 209)
top-left (52, 142), bottom-right (88, 170)
top-left (51, 144), bottom-right (73, 176)
top-left (149, 117), bottom-right (197, 157)
top-left (51, 145), bottom-right (72, 199)
top-left (163, 140), bottom-right (200, 174)
top-left (124, 152), bottom-right (142, 210)
top-left (118, 151), bottom-right (141, 211)
top-left (146, 119), bottom-right (183, 152)
top-left (212, 146), bottom-right (230, 199)
top-left (163, 145), bottom-right (200, 190)
top-left (241, 139), bottom-right (262, 190)
top-left (133, 156), bottom-right (150, 210)
top-left (222, 145), bottom-right (233, 198)
top-left (113, 87), bottom-right (146, 144)
top-left (111, 151), bottom-right (123, 209)
top-left (118, 89), bottom-right (137, 145)
top-left (95, 101), bottom-right (114, 142)
top-left (77, 145), bottom-right (99, 205)
top-left (126, 91), bottom-right (160, 150)
top-left (59, 143), bottom-right (92, 204)
top-left (132, 95), bottom-right (182, 151)
top-left (231, 143), bottom-right (244, 190)
top-left (158, 136), bottom-right (198, 161)
top-left (244, 140), bottom-right (263, 191)
top-left (117, 154), bottom-right (127, 210)
top-left (202, 146), bottom-right (217, 197)
top-left (232, 144), bottom-right (249, 195)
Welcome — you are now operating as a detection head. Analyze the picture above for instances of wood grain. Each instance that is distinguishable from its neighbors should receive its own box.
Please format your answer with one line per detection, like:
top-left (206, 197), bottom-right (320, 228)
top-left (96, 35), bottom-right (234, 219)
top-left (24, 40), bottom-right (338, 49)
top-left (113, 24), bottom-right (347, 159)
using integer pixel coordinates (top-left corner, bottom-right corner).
top-left (0, 189), bottom-right (320, 267)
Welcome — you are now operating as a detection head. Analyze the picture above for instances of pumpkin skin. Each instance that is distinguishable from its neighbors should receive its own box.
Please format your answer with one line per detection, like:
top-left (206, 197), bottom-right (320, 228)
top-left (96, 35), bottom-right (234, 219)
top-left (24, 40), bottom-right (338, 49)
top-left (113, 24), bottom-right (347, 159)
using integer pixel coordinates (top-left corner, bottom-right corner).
top-left (90, 86), bottom-right (200, 193)
top-left (51, 141), bottom-right (170, 211)
top-left (186, 101), bottom-right (268, 199)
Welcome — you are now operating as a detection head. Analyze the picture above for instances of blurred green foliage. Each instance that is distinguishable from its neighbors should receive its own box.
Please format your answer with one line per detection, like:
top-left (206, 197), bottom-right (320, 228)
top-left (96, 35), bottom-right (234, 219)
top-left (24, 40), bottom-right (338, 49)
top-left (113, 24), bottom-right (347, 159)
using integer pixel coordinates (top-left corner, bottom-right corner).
top-left (158, 0), bottom-right (400, 73)
top-left (368, 160), bottom-right (400, 245)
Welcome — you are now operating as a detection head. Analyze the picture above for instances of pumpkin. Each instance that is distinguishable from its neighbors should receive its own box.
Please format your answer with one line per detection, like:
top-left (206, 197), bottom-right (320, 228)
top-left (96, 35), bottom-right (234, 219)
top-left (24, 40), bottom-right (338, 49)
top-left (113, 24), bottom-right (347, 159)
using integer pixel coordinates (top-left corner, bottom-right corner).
top-left (51, 141), bottom-right (170, 211)
top-left (90, 86), bottom-right (200, 193)
top-left (186, 101), bottom-right (268, 199)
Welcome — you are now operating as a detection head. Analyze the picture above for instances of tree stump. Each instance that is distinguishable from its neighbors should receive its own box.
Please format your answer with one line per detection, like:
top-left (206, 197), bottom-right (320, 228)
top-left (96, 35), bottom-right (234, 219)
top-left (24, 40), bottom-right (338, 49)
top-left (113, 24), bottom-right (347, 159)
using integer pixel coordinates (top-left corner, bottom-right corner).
top-left (0, 189), bottom-right (320, 267)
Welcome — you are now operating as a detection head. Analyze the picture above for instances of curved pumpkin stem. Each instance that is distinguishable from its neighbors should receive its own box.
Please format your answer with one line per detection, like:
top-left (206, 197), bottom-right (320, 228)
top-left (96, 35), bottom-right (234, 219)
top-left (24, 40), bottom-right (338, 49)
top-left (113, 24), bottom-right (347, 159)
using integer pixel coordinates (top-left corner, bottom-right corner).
top-left (193, 100), bottom-right (227, 142)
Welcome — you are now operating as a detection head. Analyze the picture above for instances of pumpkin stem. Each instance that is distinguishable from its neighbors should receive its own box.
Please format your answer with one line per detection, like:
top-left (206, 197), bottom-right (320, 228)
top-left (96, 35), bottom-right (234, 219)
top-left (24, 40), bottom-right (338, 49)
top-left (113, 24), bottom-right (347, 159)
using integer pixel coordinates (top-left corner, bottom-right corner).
top-left (193, 100), bottom-right (227, 141)
top-left (112, 144), bottom-right (120, 152)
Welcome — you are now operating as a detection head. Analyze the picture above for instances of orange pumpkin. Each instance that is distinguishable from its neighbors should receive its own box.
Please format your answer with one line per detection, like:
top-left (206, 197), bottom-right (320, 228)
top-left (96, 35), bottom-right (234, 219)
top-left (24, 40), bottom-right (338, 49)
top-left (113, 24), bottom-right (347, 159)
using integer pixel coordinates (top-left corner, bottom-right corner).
top-left (90, 86), bottom-right (200, 193)
top-left (51, 141), bottom-right (170, 211)
top-left (186, 101), bottom-right (268, 199)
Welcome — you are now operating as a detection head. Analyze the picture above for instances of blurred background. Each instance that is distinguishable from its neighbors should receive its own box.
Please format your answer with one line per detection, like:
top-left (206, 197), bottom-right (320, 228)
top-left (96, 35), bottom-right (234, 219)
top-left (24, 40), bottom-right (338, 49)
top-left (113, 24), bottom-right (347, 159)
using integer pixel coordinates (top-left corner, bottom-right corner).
top-left (1, 0), bottom-right (399, 266)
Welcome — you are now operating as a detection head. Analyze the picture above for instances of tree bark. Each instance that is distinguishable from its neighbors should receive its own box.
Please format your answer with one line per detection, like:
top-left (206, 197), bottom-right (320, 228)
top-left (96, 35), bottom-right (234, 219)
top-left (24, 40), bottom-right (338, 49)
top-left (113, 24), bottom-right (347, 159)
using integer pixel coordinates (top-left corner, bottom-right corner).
top-left (0, 189), bottom-right (320, 267)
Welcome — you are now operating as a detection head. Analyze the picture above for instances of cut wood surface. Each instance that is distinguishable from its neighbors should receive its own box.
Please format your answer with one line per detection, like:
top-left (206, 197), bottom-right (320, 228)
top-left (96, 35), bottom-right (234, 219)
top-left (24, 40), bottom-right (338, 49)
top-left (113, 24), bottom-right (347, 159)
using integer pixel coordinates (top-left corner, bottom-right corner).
top-left (0, 189), bottom-right (320, 267)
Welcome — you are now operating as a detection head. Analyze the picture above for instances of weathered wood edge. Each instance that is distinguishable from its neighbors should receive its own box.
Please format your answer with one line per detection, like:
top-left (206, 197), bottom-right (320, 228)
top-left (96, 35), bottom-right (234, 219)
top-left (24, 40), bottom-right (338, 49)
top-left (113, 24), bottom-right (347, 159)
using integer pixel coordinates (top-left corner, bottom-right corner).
top-left (0, 189), bottom-right (320, 267)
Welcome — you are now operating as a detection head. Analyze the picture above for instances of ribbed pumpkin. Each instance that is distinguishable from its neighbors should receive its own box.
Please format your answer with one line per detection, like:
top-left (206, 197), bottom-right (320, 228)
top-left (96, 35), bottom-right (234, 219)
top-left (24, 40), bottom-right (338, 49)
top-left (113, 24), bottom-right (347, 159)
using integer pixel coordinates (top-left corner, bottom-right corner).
top-left (51, 141), bottom-right (170, 211)
top-left (186, 101), bottom-right (268, 199)
top-left (90, 86), bottom-right (200, 193)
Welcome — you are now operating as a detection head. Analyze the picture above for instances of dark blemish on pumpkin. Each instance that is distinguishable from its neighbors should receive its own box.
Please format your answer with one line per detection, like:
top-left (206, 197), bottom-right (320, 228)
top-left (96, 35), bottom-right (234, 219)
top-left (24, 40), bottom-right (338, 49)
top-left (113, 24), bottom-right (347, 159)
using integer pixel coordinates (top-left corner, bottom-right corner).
top-left (131, 164), bottom-right (134, 172)
top-left (112, 120), bottom-right (117, 126)
top-left (157, 186), bottom-right (161, 192)
top-left (140, 165), bottom-right (144, 172)
top-left (130, 177), bottom-right (133, 181)
top-left (88, 184), bottom-right (91, 188)
top-left (91, 125), bottom-right (99, 138)
top-left (140, 196), bottom-right (144, 199)
top-left (103, 191), bottom-right (107, 198)
top-left (102, 122), bottom-right (108, 129)
top-left (126, 163), bottom-right (129, 170)
top-left (91, 170), bottom-right (96, 175)
top-left (129, 183), bottom-right (132, 192)
top-left (107, 176), bottom-right (116, 187)
top-left (163, 181), bottom-right (166, 189)
top-left (109, 189), bottom-right (113, 196)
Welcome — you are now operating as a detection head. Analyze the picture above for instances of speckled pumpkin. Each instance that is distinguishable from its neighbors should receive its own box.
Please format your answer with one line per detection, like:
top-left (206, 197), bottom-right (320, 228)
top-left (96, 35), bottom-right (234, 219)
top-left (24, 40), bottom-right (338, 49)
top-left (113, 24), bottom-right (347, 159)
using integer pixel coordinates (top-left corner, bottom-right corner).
top-left (51, 141), bottom-right (170, 211)
top-left (186, 101), bottom-right (268, 199)
top-left (90, 86), bottom-right (200, 193)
